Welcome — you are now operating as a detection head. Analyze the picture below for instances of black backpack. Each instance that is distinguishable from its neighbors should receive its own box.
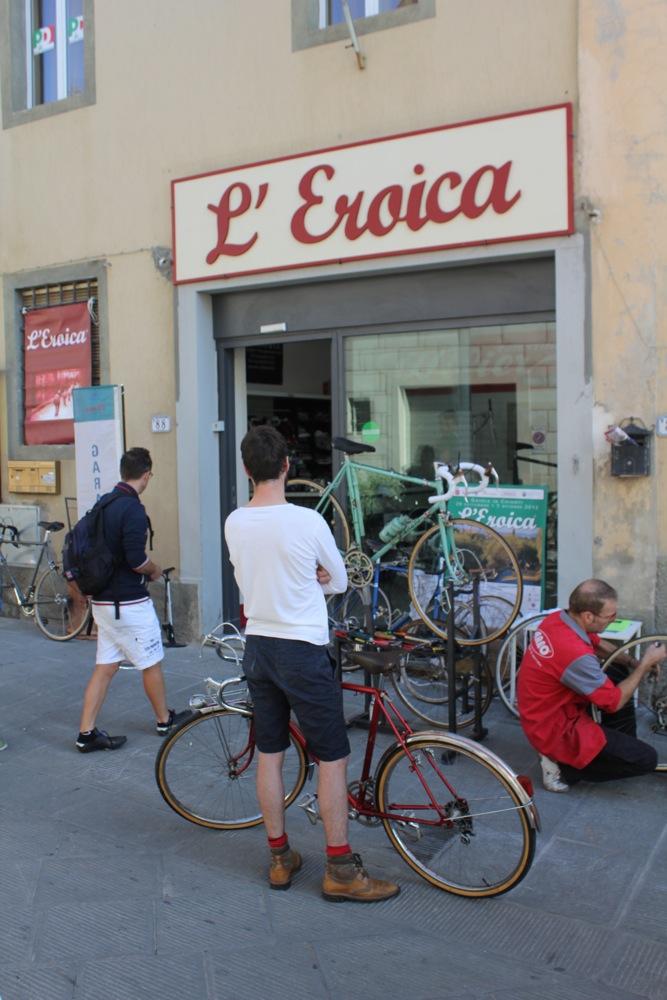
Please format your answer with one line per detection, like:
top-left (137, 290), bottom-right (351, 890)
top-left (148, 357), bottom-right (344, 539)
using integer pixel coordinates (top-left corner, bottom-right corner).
top-left (63, 493), bottom-right (124, 600)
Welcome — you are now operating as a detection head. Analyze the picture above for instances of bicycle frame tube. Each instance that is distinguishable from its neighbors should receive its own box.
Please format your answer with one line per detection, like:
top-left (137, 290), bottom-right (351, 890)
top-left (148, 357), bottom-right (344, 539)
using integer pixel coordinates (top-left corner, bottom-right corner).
top-left (343, 456), bottom-right (444, 556)
top-left (336, 682), bottom-right (467, 825)
top-left (0, 537), bottom-right (49, 609)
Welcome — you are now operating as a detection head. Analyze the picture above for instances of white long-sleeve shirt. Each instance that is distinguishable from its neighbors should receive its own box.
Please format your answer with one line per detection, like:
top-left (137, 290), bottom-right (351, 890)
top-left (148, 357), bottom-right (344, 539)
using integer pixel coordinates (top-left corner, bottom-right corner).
top-left (224, 502), bottom-right (348, 645)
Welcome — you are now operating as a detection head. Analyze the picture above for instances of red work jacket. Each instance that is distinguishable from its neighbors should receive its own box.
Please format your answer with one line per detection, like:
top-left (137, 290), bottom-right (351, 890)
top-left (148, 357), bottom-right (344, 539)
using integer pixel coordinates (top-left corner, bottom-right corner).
top-left (517, 610), bottom-right (622, 769)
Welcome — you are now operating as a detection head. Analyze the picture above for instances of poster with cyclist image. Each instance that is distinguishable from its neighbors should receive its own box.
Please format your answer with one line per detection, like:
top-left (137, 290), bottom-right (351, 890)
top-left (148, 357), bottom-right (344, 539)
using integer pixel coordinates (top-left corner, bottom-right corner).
top-left (448, 485), bottom-right (549, 615)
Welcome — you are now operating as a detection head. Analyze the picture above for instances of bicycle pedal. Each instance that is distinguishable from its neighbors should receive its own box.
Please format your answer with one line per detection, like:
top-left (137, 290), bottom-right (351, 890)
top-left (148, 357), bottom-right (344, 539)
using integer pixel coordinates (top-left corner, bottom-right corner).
top-left (297, 792), bottom-right (320, 825)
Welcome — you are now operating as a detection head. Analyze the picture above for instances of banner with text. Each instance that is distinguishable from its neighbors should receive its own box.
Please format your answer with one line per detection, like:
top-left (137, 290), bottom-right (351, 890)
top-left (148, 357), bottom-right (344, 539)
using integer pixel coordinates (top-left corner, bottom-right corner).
top-left (173, 104), bottom-right (573, 283)
top-left (73, 386), bottom-right (125, 516)
top-left (448, 485), bottom-right (549, 615)
top-left (24, 302), bottom-right (92, 445)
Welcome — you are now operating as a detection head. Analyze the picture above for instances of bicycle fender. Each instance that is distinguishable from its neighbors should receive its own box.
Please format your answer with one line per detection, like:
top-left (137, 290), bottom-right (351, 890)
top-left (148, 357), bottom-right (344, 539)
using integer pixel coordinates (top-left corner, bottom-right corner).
top-left (375, 731), bottom-right (540, 832)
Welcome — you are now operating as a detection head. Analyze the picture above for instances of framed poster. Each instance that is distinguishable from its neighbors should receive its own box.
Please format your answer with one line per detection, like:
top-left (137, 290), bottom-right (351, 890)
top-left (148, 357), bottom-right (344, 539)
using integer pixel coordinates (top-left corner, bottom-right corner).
top-left (448, 485), bottom-right (549, 614)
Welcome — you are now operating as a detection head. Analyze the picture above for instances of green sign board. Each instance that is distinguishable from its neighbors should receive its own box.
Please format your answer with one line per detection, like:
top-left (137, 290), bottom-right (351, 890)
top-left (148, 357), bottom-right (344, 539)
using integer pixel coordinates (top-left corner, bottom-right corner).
top-left (448, 485), bottom-right (549, 614)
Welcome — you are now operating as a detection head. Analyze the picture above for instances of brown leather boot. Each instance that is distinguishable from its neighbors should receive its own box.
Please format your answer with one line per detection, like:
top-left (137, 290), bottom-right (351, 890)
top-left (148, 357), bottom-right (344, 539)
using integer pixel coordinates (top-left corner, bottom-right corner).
top-left (322, 852), bottom-right (400, 903)
top-left (269, 846), bottom-right (302, 891)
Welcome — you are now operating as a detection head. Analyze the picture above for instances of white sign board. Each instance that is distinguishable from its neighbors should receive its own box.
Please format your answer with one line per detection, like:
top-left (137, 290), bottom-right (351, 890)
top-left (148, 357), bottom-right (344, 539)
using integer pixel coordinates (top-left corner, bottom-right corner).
top-left (172, 104), bottom-right (573, 284)
top-left (73, 386), bottom-right (125, 516)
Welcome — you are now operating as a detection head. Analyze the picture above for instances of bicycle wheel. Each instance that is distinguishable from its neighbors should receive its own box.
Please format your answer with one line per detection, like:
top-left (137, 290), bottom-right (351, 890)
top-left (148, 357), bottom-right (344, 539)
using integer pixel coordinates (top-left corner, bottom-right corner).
top-left (375, 733), bottom-right (536, 896)
top-left (494, 612), bottom-right (550, 716)
top-left (339, 585), bottom-right (392, 631)
top-left (285, 479), bottom-right (350, 551)
top-left (155, 708), bottom-right (309, 829)
top-left (33, 567), bottom-right (91, 640)
top-left (391, 627), bottom-right (493, 730)
top-left (407, 519), bottom-right (522, 645)
top-left (600, 635), bottom-right (667, 771)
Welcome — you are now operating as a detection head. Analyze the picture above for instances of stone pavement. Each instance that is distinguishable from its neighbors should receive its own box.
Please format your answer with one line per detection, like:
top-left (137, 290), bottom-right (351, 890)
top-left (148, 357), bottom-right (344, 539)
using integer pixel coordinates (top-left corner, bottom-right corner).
top-left (0, 615), bottom-right (666, 1000)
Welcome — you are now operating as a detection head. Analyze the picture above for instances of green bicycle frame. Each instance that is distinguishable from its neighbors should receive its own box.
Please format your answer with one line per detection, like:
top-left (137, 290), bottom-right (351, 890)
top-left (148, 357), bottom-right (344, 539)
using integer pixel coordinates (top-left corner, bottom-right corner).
top-left (318, 454), bottom-right (468, 585)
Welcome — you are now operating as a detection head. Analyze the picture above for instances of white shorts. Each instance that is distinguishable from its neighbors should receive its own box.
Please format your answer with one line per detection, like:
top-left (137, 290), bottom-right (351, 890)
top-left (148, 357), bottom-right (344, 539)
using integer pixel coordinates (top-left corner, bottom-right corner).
top-left (92, 598), bottom-right (164, 670)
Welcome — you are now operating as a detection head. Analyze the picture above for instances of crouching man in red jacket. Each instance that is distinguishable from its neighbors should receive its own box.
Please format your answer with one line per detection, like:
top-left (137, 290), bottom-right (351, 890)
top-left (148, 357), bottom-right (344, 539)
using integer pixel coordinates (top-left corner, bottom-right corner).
top-left (518, 579), bottom-right (664, 792)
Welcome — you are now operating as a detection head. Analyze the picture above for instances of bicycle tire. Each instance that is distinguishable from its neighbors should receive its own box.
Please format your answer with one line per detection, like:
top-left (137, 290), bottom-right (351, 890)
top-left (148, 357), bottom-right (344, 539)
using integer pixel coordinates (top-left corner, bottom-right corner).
top-left (390, 641), bottom-right (494, 730)
top-left (494, 612), bottom-right (550, 716)
top-left (285, 478), bottom-right (350, 551)
top-left (407, 518), bottom-right (523, 646)
top-left (33, 566), bottom-right (91, 640)
top-left (155, 707), bottom-right (309, 829)
top-left (600, 635), bottom-right (667, 772)
top-left (0, 570), bottom-right (23, 613)
top-left (375, 732), bottom-right (536, 897)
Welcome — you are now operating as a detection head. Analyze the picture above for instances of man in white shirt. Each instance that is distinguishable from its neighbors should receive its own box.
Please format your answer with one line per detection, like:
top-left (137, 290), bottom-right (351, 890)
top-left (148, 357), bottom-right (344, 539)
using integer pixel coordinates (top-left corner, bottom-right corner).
top-left (225, 426), bottom-right (399, 902)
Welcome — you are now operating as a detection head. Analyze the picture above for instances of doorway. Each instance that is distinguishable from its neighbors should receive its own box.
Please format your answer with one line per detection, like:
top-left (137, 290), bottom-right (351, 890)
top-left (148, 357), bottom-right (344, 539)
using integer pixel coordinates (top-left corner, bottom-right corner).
top-left (246, 339), bottom-right (332, 479)
top-left (220, 336), bottom-right (333, 621)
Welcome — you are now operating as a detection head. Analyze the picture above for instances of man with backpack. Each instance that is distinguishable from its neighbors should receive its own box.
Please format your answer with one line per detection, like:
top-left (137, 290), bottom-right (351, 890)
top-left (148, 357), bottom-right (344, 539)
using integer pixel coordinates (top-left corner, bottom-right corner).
top-left (75, 447), bottom-right (187, 753)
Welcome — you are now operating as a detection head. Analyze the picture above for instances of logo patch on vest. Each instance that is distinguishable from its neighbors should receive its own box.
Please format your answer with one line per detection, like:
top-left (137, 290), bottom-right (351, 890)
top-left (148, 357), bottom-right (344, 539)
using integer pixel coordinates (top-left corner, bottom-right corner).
top-left (533, 628), bottom-right (554, 659)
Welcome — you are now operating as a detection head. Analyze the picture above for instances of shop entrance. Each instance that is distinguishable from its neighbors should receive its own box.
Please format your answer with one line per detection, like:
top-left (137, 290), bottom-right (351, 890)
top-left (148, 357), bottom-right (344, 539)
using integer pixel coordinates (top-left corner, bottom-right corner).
top-left (214, 259), bottom-right (558, 620)
top-left (219, 335), bottom-right (332, 621)
top-left (247, 339), bottom-right (332, 481)
top-left (232, 337), bottom-right (333, 508)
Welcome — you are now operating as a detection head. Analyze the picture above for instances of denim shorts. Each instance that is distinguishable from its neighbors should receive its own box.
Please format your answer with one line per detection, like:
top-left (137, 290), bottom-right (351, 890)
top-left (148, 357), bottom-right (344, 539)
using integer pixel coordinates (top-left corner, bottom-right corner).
top-left (242, 635), bottom-right (350, 762)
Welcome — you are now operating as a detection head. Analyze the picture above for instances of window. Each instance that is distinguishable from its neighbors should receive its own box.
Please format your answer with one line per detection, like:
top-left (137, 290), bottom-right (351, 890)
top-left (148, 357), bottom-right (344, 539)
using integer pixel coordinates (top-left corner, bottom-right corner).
top-left (292, 0), bottom-right (434, 52)
top-left (1, 0), bottom-right (94, 127)
top-left (319, 1), bottom-right (417, 28)
top-left (26, 0), bottom-right (84, 107)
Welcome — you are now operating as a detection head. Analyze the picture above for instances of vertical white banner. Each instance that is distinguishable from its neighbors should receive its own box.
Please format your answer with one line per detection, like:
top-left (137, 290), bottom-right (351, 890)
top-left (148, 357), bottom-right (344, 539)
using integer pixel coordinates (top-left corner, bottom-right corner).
top-left (73, 386), bottom-right (125, 516)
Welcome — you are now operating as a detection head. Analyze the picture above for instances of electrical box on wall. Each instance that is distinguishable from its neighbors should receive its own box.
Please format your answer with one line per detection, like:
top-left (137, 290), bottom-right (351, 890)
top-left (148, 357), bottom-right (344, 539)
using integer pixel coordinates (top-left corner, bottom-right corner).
top-left (610, 421), bottom-right (652, 477)
top-left (7, 460), bottom-right (60, 494)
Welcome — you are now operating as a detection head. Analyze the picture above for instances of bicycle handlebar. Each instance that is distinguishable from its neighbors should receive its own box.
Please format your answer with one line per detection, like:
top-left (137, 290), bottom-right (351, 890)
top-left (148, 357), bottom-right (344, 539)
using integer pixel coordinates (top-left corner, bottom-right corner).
top-left (428, 461), bottom-right (499, 503)
top-left (0, 523), bottom-right (20, 547)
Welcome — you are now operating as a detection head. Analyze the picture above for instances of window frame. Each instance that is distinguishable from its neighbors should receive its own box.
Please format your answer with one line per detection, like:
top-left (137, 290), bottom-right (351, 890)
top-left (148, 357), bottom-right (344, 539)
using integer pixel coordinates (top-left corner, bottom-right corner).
top-left (292, 0), bottom-right (435, 52)
top-left (1, 0), bottom-right (95, 129)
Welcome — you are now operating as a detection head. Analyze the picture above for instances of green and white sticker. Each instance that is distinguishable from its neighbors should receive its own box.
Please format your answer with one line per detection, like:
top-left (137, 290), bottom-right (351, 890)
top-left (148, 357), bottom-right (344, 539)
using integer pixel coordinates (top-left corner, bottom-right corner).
top-left (361, 420), bottom-right (380, 444)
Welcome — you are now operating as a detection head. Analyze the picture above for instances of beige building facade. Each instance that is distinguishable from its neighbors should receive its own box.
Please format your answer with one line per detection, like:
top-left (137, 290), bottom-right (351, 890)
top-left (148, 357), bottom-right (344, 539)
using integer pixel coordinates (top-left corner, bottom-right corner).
top-left (0, 1), bottom-right (665, 635)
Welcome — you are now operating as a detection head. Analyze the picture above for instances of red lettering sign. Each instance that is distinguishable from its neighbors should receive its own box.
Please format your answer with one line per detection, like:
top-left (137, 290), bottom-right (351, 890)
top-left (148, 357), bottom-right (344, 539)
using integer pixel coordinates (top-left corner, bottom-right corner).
top-left (172, 105), bottom-right (573, 283)
top-left (290, 161), bottom-right (521, 246)
top-left (23, 302), bottom-right (92, 445)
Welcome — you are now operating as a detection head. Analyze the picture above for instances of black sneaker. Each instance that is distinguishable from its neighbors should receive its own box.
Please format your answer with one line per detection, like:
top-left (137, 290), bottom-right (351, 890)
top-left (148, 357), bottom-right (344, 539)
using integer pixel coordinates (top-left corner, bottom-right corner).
top-left (156, 709), bottom-right (191, 736)
top-left (75, 729), bottom-right (127, 753)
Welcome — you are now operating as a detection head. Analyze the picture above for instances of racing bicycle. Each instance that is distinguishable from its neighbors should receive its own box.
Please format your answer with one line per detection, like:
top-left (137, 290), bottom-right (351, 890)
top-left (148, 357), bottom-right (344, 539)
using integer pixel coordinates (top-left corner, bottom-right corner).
top-left (0, 519), bottom-right (91, 640)
top-left (287, 439), bottom-right (523, 646)
top-left (155, 646), bottom-right (539, 898)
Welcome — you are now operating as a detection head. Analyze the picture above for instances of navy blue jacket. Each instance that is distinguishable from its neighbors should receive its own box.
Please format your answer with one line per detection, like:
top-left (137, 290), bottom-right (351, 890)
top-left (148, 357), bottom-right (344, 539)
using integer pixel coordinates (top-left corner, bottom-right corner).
top-left (92, 483), bottom-right (150, 603)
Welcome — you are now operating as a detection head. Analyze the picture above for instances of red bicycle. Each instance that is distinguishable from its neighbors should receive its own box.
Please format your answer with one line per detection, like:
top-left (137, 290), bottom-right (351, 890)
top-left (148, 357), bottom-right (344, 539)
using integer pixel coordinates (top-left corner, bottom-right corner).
top-left (155, 647), bottom-right (538, 898)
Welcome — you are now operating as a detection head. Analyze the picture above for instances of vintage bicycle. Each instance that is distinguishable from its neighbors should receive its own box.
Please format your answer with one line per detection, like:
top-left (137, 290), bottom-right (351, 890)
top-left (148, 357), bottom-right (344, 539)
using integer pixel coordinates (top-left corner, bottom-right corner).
top-left (0, 519), bottom-right (91, 640)
top-left (287, 439), bottom-right (523, 646)
top-left (155, 644), bottom-right (539, 898)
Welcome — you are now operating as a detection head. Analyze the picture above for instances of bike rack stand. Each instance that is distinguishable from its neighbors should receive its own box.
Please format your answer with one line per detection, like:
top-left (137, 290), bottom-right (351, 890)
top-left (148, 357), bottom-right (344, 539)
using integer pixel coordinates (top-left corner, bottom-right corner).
top-left (446, 578), bottom-right (487, 741)
top-left (338, 579), bottom-right (488, 739)
top-left (340, 583), bottom-right (393, 731)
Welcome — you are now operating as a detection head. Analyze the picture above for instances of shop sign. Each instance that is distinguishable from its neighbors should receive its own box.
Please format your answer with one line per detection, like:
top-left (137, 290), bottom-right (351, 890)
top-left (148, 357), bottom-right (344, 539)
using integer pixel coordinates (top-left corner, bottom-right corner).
top-left (23, 302), bottom-right (92, 446)
top-left (73, 386), bottom-right (125, 514)
top-left (448, 485), bottom-right (550, 614)
top-left (172, 104), bottom-right (573, 284)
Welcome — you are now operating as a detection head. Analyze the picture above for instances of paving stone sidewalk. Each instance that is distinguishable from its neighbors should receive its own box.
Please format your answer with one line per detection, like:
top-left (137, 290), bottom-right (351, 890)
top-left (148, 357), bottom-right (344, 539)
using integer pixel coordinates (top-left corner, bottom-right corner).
top-left (0, 616), bottom-right (665, 1000)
